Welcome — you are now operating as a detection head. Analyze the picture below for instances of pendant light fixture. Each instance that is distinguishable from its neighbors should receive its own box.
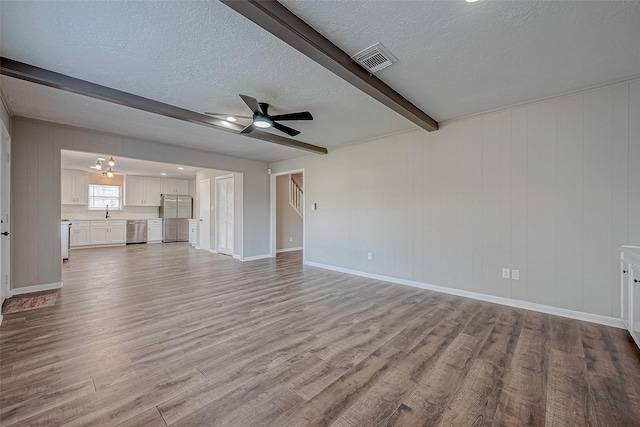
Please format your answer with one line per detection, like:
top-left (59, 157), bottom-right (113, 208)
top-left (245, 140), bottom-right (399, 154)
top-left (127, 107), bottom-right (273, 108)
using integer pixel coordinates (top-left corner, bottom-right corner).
top-left (96, 156), bottom-right (116, 178)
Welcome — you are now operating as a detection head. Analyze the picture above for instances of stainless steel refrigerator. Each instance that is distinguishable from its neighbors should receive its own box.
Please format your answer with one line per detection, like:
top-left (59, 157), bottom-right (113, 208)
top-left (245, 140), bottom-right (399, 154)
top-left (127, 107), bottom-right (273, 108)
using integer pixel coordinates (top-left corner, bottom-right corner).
top-left (160, 195), bottom-right (193, 242)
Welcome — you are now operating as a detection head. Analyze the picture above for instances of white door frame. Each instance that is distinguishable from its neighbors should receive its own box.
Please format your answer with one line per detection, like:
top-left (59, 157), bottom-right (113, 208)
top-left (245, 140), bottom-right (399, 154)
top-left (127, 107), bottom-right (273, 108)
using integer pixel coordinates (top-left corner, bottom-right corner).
top-left (198, 179), bottom-right (211, 251)
top-left (214, 174), bottom-right (234, 255)
top-left (0, 120), bottom-right (11, 309)
top-left (270, 168), bottom-right (304, 260)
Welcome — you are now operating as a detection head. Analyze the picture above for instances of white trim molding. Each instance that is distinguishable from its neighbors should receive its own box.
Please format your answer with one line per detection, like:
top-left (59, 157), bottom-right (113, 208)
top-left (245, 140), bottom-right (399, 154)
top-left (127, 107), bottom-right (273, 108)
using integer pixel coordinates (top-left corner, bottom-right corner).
top-left (276, 247), bottom-right (303, 253)
top-left (242, 254), bottom-right (272, 262)
top-left (233, 254), bottom-right (242, 260)
top-left (9, 281), bottom-right (63, 297)
top-left (304, 261), bottom-right (625, 329)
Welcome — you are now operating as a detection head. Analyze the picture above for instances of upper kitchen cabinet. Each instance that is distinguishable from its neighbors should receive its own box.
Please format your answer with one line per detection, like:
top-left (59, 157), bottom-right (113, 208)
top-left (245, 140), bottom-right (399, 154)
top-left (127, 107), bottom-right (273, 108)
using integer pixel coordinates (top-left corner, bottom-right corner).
top-left (125, 176), bottom-right (161, 206)
top-left (61, 169), bottom-right (88, 205)
top-left (161, 178), bottom-right (189, 195)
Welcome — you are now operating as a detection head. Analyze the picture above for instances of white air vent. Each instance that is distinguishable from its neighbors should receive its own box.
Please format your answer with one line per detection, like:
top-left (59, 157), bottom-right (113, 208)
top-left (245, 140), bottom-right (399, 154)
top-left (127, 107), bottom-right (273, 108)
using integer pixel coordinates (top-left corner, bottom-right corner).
top-left (351, 43), bottom-right (398, 73)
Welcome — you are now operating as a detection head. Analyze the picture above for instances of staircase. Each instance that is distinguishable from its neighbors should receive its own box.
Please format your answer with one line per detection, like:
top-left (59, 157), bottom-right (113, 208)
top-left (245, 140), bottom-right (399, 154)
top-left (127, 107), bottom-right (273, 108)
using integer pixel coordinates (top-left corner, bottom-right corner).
top-left (289, 174), bottom-right (303, 218)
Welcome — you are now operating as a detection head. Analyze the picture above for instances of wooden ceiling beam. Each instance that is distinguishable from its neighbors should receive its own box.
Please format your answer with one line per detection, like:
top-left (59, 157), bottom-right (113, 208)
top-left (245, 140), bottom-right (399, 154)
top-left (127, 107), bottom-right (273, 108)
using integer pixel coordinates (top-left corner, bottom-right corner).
top-left (0, 57), bottom-right (328, 155)
top-left (220, 0), bottom-right (438, 132)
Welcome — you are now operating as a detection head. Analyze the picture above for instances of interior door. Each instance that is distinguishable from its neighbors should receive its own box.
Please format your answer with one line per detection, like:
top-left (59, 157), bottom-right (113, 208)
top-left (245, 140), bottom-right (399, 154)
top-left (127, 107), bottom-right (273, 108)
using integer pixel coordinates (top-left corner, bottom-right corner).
top-left (199, 179), bottom-right (210, 250)
top-left (216, 176), bottom-right (234, 256)
top-left (0, 123), bottom-right (10, 304)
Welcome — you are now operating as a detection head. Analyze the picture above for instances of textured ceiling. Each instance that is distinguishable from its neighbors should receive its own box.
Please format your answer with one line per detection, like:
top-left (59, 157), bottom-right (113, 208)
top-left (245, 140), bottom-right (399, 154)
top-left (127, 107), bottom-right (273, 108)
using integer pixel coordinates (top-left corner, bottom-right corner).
top-left (281, 0), bottom-right (640, 120)
top-left (0, 0), bottom-right (414, 161)
top-left (2, 1), bottom-right (640, 162)
top-left (1, 76), bottom-right (305, 162)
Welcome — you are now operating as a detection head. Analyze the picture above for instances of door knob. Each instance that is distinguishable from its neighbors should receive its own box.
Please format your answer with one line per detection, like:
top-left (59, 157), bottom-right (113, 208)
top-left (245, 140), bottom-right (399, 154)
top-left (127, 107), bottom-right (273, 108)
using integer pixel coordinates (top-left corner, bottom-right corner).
top-left (1, 232), bottom-right (9, 236)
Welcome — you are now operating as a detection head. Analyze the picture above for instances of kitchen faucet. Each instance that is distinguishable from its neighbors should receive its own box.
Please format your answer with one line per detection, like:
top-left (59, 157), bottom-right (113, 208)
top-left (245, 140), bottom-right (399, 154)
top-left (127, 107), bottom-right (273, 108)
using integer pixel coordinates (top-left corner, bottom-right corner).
top-left (105, 205), bottom-right (110, 219)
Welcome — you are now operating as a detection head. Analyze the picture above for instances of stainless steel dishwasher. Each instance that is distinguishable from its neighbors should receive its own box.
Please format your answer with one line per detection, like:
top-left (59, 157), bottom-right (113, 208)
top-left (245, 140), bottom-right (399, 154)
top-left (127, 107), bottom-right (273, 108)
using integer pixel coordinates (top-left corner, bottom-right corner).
top-left (126, 220), bottom-right (148, 244)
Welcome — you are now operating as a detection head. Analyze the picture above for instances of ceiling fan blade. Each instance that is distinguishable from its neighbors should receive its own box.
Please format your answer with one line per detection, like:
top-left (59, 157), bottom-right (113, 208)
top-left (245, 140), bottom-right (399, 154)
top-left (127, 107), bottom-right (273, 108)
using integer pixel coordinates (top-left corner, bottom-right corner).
top-left (239, 124), bottom-right (256, 134)
top-left (269, 112), bottom-right (313, 121)
top-left (239, 94), bottom-right (262, 114)
top-left (203, 112), bottom-right (252, 119)
top-left (272, 122), bottom-right (300, 137)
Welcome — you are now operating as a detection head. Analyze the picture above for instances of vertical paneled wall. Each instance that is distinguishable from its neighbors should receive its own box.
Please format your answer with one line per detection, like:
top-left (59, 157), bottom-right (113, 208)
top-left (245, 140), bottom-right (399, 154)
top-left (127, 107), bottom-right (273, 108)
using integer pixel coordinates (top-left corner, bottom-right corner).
top-left (270, 80), bottom-right (640, 318)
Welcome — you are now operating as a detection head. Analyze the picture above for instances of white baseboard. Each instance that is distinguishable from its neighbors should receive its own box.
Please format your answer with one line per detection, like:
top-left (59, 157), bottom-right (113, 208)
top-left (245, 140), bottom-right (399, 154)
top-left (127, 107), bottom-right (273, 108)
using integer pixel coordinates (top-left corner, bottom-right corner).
top-left (209, 249), bottom-right (217, 254)
top-left (233, 254), bottom-right (242, 260)
top-left (242, 254), bottom-right (272, 262)
top-left (304, 261), bottom-right (625, 329)
top-left (9, 281), bottom-right (63, 297)
top-left (276, 247), bottom-right (303, 253)
top-left (0, 314), bottom-right (3, 327)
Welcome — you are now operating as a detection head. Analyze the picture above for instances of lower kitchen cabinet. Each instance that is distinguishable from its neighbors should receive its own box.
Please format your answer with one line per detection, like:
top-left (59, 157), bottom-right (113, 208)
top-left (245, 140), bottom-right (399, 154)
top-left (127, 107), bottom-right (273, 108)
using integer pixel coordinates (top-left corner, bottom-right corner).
top-left (621, 246), bottom-right (640, 350)
top-left (188, 219), bottom-right (198, 246)
top-left (90, 220), bottom-right (126, 245)
top-left (70, 221), bottom-right (91, 247)
top-left (148, 219), bottom-right (163, 243)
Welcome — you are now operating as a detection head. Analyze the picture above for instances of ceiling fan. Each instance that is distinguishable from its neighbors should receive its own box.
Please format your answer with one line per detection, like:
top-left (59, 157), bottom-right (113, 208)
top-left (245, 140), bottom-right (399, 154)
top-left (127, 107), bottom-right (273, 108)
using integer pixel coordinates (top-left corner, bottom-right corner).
top-left (205, 94), bottom-right (313, 137)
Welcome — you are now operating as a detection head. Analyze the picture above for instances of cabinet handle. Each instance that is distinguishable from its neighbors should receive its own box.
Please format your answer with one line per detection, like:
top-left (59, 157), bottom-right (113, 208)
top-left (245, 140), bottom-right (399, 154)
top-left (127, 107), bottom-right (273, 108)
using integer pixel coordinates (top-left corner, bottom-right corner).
top-left (635, 279), bottom-right (640, 283)
top-left (623, 270), bottom-right (628, 274)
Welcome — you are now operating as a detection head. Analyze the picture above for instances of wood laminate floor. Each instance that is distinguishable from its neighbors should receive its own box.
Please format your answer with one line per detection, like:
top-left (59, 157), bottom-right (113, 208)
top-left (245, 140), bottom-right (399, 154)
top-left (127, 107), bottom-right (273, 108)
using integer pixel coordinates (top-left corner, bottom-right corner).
top-left (1, 244), bottom-right (640, 426)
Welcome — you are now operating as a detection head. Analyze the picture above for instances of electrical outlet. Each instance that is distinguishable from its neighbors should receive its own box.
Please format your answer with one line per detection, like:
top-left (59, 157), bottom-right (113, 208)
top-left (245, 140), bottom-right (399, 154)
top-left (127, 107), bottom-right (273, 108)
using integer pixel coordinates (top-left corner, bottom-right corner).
top-left (289, 237), bottom-right (293, 242)
top-left (512, 269), bottom-right (520, 280)
top-left (367, 252), bottom-right (372, 260)
top-left (502, 268), bottom-right (510, 279)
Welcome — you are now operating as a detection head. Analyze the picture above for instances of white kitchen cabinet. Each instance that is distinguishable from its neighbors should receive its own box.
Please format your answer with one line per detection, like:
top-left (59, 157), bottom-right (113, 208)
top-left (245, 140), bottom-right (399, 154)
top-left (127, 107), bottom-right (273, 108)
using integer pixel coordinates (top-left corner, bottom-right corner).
top-left (148, 219), bottom-right (163, 243)
top-left (175, 179), bottom-right (189, 195)
top-left (108, 221), bottom-right (126, 244)
top-left (90, 220), bottom-right (126, 245)
top-left (188, 219), bottom-right (198, 246)
top-left (621, 246), bottom-right (640, 350)
top-left (125, 176), bottom-right (162, 206)
top-left (145, 178), bottom-right (162, 206)
top-left (622, 260), bottom-right (631, 328)
top-left (161, 178), bottom-right (189, 195)
top-left (61, 170), bottom-right (88, 205)
top-left (70, 221), bottom-right (91, 247)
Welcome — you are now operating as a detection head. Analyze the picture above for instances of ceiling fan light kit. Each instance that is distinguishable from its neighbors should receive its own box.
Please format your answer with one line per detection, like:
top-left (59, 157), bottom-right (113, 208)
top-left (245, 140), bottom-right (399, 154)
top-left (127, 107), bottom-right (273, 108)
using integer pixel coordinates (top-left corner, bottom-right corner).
top-left (253, 118), bottom-right (272, 128)
top-left (206, 94), bottom-right (314, 138)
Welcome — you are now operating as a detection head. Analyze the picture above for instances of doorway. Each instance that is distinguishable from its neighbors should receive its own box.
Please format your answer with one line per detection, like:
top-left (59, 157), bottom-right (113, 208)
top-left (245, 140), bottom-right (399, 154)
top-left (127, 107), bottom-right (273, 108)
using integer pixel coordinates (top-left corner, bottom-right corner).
top-left (271, 170), bottom-right (304, 260)
top-left (0, 121), bottom-right (11, 307)
top-left (215, 175), bottom-right (234, 256)
top-left (198, 179), bottom-right (211, 251)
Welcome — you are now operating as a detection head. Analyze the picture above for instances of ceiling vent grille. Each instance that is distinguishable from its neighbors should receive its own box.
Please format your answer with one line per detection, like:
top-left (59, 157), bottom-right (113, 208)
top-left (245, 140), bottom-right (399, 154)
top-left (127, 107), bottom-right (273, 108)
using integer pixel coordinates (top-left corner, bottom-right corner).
top-left (351, 43), bottom-right (398, 73)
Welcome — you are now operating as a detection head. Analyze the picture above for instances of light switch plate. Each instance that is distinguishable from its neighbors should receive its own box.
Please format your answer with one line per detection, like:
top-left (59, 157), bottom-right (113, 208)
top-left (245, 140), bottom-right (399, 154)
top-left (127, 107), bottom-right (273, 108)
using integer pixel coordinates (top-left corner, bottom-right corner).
top-left (502, 268), bottom-right (510, 279)
top-left (512, 269), bottom-right (520, 280)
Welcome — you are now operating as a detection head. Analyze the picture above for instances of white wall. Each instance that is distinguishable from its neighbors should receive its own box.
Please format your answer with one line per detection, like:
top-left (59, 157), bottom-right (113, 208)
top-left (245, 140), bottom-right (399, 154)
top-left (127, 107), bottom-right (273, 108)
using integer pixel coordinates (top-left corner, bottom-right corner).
top-left (270, 79), bottom-right (640, 319)
top-left (10, 118), bottom-right (269, 290)
top-left (276, 174), bottom-right (303, 250)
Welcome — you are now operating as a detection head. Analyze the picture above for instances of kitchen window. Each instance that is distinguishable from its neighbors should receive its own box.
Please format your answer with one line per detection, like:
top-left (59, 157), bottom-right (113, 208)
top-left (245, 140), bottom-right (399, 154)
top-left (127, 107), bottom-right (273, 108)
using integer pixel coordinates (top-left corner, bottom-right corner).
top-left (88, 184), bottom-right (122, 210)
